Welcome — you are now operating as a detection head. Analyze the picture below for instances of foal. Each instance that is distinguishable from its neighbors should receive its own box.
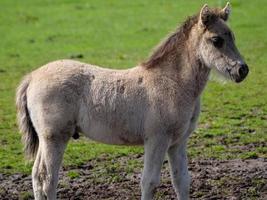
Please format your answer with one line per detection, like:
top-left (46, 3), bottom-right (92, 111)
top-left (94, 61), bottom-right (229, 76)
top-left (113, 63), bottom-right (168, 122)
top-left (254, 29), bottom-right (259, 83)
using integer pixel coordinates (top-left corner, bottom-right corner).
top-left (16, 3), bottom-right (248, 200)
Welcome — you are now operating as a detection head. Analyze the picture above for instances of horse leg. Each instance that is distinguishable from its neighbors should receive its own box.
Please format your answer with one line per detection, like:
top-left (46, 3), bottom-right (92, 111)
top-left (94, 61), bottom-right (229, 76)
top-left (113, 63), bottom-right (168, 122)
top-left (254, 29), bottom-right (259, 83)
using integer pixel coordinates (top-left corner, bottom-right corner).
top-left (32, 149), bottom-right (46, 200)
top-left (43, 135), bottom-right (69, 199)
top-left (32, 133), bottom-right (69, 200)
top-left (167, 141), bottom-right (189, 200)
top-left (167, 99), bottom-right (200, 200)
top-left (141, 135), bottom-right (170, 200)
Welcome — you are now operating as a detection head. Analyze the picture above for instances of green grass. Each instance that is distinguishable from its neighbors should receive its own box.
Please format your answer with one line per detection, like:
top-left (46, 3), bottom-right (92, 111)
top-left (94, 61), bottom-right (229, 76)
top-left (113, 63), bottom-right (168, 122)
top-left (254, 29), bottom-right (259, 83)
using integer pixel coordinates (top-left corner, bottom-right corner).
top-left (18, 191), bottom-right (34, 200)
top-left (67, 170), bottom-right (80, 179)
top-left (0, 0), bottom-right (266, 174)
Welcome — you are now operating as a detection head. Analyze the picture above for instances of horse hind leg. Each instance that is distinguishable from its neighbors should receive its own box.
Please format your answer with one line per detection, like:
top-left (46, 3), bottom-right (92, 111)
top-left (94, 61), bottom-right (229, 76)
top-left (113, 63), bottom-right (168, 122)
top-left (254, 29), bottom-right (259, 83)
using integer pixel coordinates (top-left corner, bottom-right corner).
top-left (32, 131), bottom-right (70, 200)
top-left (32, 149), bottom-right (46, 200)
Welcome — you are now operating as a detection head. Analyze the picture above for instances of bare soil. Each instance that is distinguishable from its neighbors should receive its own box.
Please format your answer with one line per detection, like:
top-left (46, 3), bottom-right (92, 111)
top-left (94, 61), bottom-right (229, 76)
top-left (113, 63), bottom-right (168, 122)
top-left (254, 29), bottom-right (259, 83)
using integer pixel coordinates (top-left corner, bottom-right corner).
top-left (0, 154), bottom-right (266, 200)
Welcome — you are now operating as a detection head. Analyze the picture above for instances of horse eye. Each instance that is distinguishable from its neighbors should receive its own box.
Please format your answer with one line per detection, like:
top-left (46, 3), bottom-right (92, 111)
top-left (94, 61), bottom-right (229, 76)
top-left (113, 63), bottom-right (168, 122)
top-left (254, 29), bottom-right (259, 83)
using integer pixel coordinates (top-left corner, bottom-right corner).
top-left (211, 36), bottom-right (224, 48)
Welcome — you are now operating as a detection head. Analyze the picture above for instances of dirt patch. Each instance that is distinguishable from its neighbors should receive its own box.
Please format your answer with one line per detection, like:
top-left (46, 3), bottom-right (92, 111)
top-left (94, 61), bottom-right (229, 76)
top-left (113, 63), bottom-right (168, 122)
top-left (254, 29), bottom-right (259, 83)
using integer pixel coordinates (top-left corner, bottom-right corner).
top-left (0, 155), bottom-right (266, 200)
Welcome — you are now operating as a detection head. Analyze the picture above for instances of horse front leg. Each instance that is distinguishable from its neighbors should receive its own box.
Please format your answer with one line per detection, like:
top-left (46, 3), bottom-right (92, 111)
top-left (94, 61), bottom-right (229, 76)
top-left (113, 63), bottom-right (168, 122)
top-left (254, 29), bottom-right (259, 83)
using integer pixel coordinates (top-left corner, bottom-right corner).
top-left (167, 99), bottom-right (200, 200)
top-left (141, 134), bottom-right (170, 200)
top-left (167, 141), bottom-right (190, 200)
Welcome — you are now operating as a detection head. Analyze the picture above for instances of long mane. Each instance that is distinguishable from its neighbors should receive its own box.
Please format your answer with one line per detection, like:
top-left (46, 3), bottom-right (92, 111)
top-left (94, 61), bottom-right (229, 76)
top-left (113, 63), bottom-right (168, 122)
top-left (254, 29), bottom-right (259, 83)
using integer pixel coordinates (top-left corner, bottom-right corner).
top-left (141, 15), bottom-right (199, 68)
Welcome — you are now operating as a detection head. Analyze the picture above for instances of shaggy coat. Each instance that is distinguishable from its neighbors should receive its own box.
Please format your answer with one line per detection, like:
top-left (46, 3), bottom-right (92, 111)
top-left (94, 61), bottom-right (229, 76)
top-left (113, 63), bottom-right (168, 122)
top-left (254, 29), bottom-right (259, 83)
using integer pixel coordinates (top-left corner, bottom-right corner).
top-left (16, 3), bottom-right (248, 200)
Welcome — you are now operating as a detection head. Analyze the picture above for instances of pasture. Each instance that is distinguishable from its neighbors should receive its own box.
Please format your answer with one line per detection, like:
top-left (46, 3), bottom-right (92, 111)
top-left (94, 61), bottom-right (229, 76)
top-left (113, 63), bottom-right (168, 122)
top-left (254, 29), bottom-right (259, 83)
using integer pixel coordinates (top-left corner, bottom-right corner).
top-left (0, 0), bottom-right (266, 199)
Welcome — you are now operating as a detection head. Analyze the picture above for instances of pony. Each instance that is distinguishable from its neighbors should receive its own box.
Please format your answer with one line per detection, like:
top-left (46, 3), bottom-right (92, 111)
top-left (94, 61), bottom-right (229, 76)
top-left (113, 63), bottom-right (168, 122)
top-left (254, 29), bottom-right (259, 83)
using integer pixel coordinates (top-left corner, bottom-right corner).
top-left (16, 3), bottom-right (248, 200)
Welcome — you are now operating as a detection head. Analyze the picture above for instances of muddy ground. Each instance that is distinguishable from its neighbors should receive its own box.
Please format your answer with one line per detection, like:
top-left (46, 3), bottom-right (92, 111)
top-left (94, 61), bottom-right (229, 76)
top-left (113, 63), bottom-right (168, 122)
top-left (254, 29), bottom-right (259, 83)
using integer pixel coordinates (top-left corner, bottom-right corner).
top-left (0, 154), bottom-right (266, 200)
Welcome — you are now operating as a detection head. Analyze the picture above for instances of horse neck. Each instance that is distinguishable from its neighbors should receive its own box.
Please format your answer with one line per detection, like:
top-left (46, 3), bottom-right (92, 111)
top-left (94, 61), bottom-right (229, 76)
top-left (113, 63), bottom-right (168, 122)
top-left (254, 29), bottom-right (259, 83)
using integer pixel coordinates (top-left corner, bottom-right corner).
top-left (156, 42), bottom-right (210, 99)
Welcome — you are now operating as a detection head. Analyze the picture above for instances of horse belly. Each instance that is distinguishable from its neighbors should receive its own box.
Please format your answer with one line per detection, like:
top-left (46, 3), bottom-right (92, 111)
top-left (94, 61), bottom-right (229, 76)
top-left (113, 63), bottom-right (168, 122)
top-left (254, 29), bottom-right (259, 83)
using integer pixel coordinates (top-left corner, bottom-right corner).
top-left (81, 122), bottom-right (144, 145)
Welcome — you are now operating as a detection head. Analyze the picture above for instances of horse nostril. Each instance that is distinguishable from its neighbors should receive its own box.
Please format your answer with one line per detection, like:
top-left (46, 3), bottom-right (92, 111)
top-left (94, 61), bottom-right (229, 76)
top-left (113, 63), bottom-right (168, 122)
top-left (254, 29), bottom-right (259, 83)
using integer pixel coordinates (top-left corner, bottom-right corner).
top-left (238, 64), bottom-right (249, 78)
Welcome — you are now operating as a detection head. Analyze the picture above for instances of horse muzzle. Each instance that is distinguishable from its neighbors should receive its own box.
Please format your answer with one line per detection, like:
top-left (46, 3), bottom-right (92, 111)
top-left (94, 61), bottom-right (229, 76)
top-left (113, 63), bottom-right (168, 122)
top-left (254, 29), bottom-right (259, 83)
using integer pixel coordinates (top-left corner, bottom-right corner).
top-left (232, 63), bottom-right (249, 83)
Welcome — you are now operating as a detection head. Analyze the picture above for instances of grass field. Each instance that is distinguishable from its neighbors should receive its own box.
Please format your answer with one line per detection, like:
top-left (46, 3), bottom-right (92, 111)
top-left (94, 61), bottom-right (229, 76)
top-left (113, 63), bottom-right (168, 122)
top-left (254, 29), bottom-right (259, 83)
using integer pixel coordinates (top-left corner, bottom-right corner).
top-left (0, 0), bottom-right (266, 178)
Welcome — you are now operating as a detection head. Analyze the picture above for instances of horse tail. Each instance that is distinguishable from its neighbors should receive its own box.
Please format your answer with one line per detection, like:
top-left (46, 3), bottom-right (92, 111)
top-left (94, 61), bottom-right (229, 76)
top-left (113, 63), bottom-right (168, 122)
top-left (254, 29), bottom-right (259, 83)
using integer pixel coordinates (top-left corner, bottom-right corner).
top-left (16, 74), bottom-right (38, 161)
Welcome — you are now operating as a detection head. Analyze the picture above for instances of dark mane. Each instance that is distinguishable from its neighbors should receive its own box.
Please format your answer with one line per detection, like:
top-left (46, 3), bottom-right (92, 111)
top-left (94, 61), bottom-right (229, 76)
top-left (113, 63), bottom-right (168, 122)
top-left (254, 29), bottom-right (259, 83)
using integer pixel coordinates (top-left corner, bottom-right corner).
top-left (141, 15), bottom-right (199, 68)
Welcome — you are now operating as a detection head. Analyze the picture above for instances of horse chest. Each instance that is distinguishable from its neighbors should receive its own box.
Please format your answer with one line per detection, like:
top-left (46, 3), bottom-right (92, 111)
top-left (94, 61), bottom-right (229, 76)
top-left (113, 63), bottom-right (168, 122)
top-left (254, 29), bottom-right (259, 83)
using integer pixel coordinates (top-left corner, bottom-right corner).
top-left (162, 101), bottom-right (197, 143)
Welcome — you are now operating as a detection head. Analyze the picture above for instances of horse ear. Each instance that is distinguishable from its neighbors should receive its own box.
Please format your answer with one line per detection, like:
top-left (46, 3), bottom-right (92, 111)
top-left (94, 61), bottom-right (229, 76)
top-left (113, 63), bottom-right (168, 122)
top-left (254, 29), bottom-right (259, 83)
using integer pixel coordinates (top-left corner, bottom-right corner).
top-left (199, 4), bottom-right (213, 27)
top-left (220, 2), bottom-right (231, 21)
